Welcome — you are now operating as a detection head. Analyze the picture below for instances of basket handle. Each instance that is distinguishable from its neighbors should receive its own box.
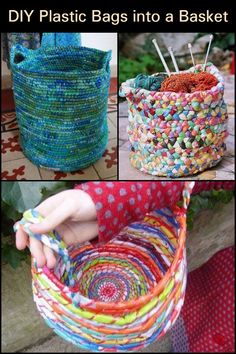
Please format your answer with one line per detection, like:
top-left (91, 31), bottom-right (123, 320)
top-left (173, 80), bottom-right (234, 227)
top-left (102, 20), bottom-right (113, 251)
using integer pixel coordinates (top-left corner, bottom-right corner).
top-left (119, 79), bottom-right (134, 98)
top-left (104, 50), bottom-right (112, 73)
top-left (182, 182), bottom-right (195, 210)
top-left (10, 44), bottom-right (30, 68)
top-left (14, 209), bottom-right (70, 264)
top-left (41, 33), bottom-right (82, 47)
top-left (119, 81), bottom-right (128, 98)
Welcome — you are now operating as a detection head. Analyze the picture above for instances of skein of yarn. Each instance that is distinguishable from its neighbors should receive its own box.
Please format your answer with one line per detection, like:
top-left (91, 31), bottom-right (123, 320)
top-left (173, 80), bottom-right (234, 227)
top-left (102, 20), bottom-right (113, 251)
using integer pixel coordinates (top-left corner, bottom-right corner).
top-left (160, 72), bottom-right (218, 93)
top-left (133, 73), bottom-right (168, 91)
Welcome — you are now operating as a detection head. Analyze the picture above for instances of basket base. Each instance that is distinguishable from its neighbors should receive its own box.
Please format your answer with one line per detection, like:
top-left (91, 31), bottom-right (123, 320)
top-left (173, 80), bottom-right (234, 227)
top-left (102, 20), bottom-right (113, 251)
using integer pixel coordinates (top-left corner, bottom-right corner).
top-left (129, 145), bottom-right (225, 178)
top-left (20, 132), bottom-right (109, 172)
top-left (22, 148), bottom-right (108, 172)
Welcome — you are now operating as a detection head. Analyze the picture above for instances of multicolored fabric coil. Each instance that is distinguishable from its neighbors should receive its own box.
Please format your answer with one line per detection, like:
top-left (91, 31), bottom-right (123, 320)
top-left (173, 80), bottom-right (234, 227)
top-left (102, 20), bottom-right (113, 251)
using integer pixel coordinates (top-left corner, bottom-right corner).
top-left (14, 182), bottom-right (194, 352)
top-left (10, 40), bottom-right (111, 172)
top-left (119, 63), bottom-right (228, 177)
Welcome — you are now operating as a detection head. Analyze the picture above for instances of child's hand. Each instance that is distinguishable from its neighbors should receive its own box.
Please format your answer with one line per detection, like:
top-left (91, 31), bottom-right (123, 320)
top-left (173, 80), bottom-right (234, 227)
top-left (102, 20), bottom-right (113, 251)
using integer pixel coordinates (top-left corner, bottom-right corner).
top-left (15, 189), bottom-right (98, 269)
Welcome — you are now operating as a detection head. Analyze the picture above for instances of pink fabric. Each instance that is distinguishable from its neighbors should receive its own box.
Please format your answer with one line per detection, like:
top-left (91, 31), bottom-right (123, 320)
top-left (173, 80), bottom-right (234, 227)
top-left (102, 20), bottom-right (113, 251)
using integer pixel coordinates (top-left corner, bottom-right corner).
top-left (172, 246), bottom-right (235, 353)
top-left (76, 181), bottom-right (185, 242)
top-left (76, 181), bottom-right (234, 243)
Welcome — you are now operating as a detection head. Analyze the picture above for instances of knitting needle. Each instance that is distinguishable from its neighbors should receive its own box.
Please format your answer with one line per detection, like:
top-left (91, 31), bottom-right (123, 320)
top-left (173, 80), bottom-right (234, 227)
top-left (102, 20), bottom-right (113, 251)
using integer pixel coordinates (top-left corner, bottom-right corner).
top-left (168, 46), bottom-right (179, 73)
top-left (188, 43), bottom-right (196, 69)
top-left (203, 34), bottom-right (213, 71)
top-left (152, 39), bottom-right (171, 76)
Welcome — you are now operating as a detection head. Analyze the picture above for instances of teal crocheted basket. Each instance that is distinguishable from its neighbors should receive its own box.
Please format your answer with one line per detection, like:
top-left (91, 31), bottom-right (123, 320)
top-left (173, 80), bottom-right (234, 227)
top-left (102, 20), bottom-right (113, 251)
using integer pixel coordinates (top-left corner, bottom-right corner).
top-left (10, 40), bottom-right (111, 172)
top-left (41, 33), bottom-right (82, 47)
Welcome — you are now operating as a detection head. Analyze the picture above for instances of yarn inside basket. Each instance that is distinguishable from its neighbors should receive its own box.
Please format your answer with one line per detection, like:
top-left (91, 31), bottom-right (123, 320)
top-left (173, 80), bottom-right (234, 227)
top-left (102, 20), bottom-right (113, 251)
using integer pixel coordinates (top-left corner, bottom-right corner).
top-left (54, 207), bottom-right (179, 304)
top-left (160, 71), bottom-right (219, 93)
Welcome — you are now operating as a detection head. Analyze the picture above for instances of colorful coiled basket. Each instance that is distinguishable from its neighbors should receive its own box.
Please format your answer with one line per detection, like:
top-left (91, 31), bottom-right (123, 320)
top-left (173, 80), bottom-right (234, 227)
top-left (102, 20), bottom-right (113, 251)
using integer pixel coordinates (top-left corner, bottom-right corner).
top-left (120, 63), bottom-right (228, 177)
top-left (14, 182), bottom-right (194, 352)
top-left (10, 36), bottom-right (111, 172)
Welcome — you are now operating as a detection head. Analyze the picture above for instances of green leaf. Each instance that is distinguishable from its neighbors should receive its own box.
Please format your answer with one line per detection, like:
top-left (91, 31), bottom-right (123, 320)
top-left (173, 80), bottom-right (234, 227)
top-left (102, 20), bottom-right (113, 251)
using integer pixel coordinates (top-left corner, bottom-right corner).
top-left (1, 181), bottom-right (71, 212)
top-left (1, 244), bottom-right (29, 269)
top-left (187, 189), bottom-right (234, 230)
top-left (1, 200), bottom-right (18, 238)
top-left (1, 182), bottom-right (72, 268)
top-left (187, 218), bottom-right (194, 231)
top-left (1, 200), bottom-right (21, 221)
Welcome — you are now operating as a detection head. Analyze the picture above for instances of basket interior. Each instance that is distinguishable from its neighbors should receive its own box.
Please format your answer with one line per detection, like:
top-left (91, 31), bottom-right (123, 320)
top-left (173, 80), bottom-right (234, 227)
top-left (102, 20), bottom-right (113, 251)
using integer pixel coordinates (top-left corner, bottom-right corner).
top-left (54, 207), bottom-right (179, 303)
top-left (16, 47), bottom-right (109, 73)
top-left (126, 65), bottom-right (221, 95)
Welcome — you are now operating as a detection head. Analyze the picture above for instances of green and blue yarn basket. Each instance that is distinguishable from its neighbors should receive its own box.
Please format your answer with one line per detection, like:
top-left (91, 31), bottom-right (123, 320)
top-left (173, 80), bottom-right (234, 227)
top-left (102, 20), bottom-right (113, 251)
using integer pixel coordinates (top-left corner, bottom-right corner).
top-left (10, 33), bottom-right (111, 172)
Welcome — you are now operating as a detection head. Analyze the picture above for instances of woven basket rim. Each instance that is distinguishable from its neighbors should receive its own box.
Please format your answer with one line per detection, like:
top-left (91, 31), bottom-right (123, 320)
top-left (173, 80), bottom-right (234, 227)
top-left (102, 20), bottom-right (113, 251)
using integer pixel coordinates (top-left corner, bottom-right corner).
top-left (32, 204), bottom-right (187, 312)
top-left (120, 62), bottom-right (224, 99)
top-left (10, 44), bottom-right (112, 76)
top-left (11, 43), bottom-right (111, 57)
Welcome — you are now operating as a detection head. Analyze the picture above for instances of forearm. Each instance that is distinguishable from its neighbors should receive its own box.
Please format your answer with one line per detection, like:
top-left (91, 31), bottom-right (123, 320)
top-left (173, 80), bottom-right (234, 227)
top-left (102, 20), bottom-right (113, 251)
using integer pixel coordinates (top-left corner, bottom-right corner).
top-left (75, 182), bottom-right (185, 243)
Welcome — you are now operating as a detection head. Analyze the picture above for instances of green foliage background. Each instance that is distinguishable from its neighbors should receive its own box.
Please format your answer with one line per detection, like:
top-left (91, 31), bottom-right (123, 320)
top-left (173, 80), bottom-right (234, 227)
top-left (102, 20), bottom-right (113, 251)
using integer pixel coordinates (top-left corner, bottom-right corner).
top-left (119, 54), bottom-right (166, 87)
top-left (1, 182), bottom-right (73, 268)
top-left (186, 189), bottom-right (234, 230)
top-left (119, 32), bottom-right (235, 86)
top-left (1, 182), bottom-right (234, 268)
top-left (194, 33), bottom-right (235, 51)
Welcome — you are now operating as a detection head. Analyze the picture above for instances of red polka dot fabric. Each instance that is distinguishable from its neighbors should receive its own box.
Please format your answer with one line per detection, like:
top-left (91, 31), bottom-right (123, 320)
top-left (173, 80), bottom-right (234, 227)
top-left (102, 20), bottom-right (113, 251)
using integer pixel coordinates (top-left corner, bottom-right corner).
top-left (76, 181), bottom-right (185, 242)
top-left (171, 246), bottom-right (235, 353)
top-left (75, 181), bottom-right (234, 243)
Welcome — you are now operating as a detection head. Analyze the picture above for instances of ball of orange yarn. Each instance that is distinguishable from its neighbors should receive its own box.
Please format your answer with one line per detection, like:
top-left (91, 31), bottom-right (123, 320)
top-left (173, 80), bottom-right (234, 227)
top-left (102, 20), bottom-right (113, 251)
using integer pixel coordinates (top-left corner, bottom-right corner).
top-left (193, 72), bottom-right (218, 91)
top-left (160, 72), bottom-right (218, 93)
